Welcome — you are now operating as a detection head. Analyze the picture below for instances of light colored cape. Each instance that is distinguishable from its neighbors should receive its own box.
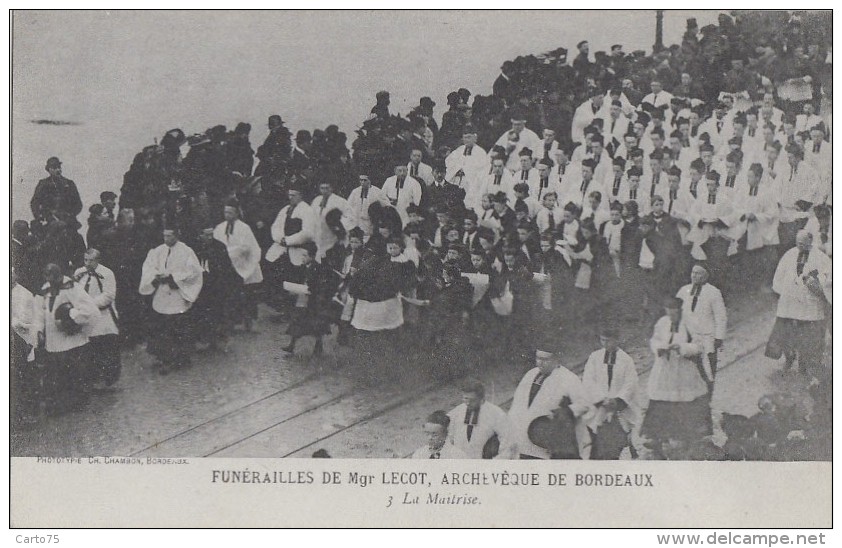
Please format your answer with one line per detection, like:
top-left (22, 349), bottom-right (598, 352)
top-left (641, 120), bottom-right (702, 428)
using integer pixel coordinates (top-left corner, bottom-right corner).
top-left (214, 219), bottom-right (263, 284)
top-left (139, 241), bottom-right (203, 314)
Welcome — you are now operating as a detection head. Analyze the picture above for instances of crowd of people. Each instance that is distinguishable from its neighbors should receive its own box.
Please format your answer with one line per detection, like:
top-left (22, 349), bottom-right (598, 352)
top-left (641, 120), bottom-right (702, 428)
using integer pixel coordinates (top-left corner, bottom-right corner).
top-left (11, 11), bottom-right (832, 460)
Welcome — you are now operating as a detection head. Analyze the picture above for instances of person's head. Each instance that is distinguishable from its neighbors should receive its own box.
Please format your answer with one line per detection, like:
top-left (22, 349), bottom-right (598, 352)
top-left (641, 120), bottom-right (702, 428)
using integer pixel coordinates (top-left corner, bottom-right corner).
top-left (83, 248), bottom-right (101, 271)
top-left (386, 236), bottom-right (404, 257)
top-left (622, 200), bottom-right (639, 220)
top-left (409, 148), bottom-right (423, 165)
top-left (463, 212), bottom-right (477, 234)
top-left (477, 227), bottom-right (495, 251)
top-left (562, 202), bottom-right (578, 223)
top-left (795, 229), bottom-right (813, 253)
top-left (690, 263), bottom-right (709, 285)
top-left (470, 249), bottom-right (486, 269)
top-left (627, 166), bottom-right (642, 187)
top-left (492, 194), bottom-right (508, 215)
top-left (435, 209), bottom-right (450, 227)
top-left (461, 127), bottom-right (478, 147)
top-left (301, 241), bottom-right (318, 265)
top-left (689, 159), bottom-right (704, 182)
top-left (445, 226), bottom-right (461, 243)
top-left (664, 296), bottom-right (683, 323)
top-left (581, 160), bottom-right (595, 181)
top-left (631, 148), bottom-right (644, 167)
top-left (394, 164), bottom-right (408, 179)
top-left (651, 195), bottom-right (665, 215)
top-left (12, 220), bottom-right (29, 241)
top-left (514, 182), bottom-right (530, 200)
top-left (537, 158), bottom-right (553, 179)
top-left (406, 204), bottom-right (423, 224)
top-left (542, 128), bottom-right (556, 143)
top-left (502, 246), bottom-right (519, 269)
top-left (223, 201), bottom-right (240, 223)
top-left (511, 118), bottom-right (526, 134)
top-left (649, 150), bottom-right (664, 173)
top-left (445, 244), bottom-right (463, 264)
top-left (163, 228), bottom-right (178, 247)
top-left (519, 150), bottom-right (533, 171)
top-left (199, 226), bottom-right (215, 243)
top-left (590, 135), bottom-right (604, 157)
top-left (623, 133), bottom-right (638, 151)
top-left (460, 379), bottom-right (485, 411)
top-left (639, 215), bottom-right (654, 235)
top-left (725, 153), bottom-right (741, 176)
top-left (88, 203), bottom-right (108, 222)
top-left (542, 191), bottom-right (558, 210)
top-left (268, 114), bottom-right (283, 131)
top-left (288, 187), bottom-right (303, 206)
top-left (803, 102), bottom-right (815, 116)
top-left (810, 124), bottom-right (826, 143)
top-left (650, 80), bottom-right (663, 94)
top-left (599, 326), bottom-right (620, 352)
top-left (45, 263), bottom-right (63, 286)
top-left (480, 193), bottom-right (493, 212)
top-left (100, 191), bottom-right (117, 211)
top-left (516, 222), bottom-right (532, 243)
top-left (577, 40), bottom-right (589, 55)
top-left (668, 167), bottom-right (682, 188)
top-left (701, 146), bottom-right (714, 165)
top-left (587, 191), bottom-right (602, 211)
top-left (423, 410), bottom-right (450, 451)
top-left (609, 202), bottom-right (623, 223)
top-left (535, 349), bottom-right (558, 375)
top-left (491, 158), bottom-right (506, 176)
top-left (591, 93), bottom-right (604, 109)
top-left (45, 157), bottom-right (62, 177)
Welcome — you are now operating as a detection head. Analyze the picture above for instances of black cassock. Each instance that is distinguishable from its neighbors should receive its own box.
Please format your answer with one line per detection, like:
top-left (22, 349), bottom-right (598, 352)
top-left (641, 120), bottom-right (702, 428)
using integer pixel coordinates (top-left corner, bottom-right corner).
top-left (287, 261), bottom-right (341, 339)
top-left (193, 238), bottom-right (242, 339)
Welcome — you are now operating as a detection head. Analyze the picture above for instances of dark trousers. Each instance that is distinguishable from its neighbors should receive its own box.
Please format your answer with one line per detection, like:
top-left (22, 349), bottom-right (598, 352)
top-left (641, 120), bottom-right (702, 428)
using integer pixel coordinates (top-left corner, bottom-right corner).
top-left (148, 312), bottom-right (193, 368)
top-left (11, 332), bottom-right (37, 422)
top-left (89, 334), bottom-right (122, 386)
top-left (41, 344), bottom-right (91, 415)
top-left (778, 318), bottom-right (826, 373)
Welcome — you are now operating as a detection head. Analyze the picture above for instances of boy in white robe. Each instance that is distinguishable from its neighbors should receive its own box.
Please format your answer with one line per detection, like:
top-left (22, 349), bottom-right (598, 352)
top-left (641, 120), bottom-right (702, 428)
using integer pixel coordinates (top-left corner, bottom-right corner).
top-left (508, 350), bottom-right (591, 459)
top-left (581, 327), bottom-right (642, 459)
top-left (411, 410), bottom-right (468, 459)
top-left (448, 379), bottom-right (513, 459)
top-left (731, 163), bottom-right (779, 286)
top-left (215, 199), bottom-right (264, 330)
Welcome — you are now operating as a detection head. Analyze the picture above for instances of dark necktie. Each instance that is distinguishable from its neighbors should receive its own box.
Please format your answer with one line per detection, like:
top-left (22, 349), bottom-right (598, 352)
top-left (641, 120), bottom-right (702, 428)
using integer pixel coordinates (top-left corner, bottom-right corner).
top-left (320, 195), bottom-right (329, 211)
top-left (650, 174), bottom-right (659, 197)
top-left (544, 142), bottom-right (552, 159)
top-left (493, 175), bottom-right (501, 186)
top-left (668, 321), bottom-right (680, 344)
top-left (820, 230), bottom-right (828, 244)
top-left (691, 283), bottom-right (702, 312)
top-left (690, 181), bottom-right (698, 198)
top-left (84, 269), bottom-right (104, 293)
top-left (768, 162), bottom-right (775, 177)
top-left (716, 120), bottom-right (723, 132)
top-left (464, 146), bottom-right (473, 156)
top-left (547, 211), bottom-right (555, 231)
top-left (164, 247), bottom-right (172, 268)
top-left (411, 164), bottom-right (418, 177)
top-left (796, 251), bottom-right (808, 276)
top-left (580, 179), bottom-right (589, 194)
top-left (708, 193), bottom-right (716, 205)
top-left (360, 186), bottom-right (368, 200)
top-left (286, 202), bottom-right (297, 221)
top-left (592, 103), bottom-right (599, 115)
top-left (604, 349), bottom-right (617, 387)
top-left (464, 408), bottom-right (479, 442)
top-left (749, 128), bottom-right (756, 138)
top-left (521, 169), bottom-right (529, 181)
top-left (612, 176), bottom-right (621, 196)
top-left (789, 166), bottom-right (796, 182)
top-left (528, 373), bottom-right (548, 406)
top-left (813, 142), bottom-right (820, 154)
top-left (749, 185), bottom-right (758, 197)
top-left (629, 188), bottom-right (637, 200)
top-left (396, 178), bottom-right (405, 201)
top-left (226, 220), bottom-right (235, 236)
top-left (725, 175), bottom-right (735, 188)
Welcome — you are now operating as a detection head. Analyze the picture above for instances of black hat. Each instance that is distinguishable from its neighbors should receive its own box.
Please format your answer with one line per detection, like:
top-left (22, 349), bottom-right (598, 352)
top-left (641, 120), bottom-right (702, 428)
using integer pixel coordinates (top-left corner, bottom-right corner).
top-left (538, 157), bottom-right (554, 168)
top-left (590, 134), bottom-right (604, 145)
top-left (668, 166), bottom-right (682, 177)
top-left (528, 409), bottom-right (579, 458)
top-left (425, 410), bottom-right (451, 428)
top-left (46, 156), bottom-right (62, 169)
top-left (649, 149), bottom-right (664, 160)
top-left (491, 191), bottom-right (509, 204)
top-left (581, 158), bottom-right (597, 170)
top-left (420, 96), bottom-right (435, 108)
top-left (519, 147), bottom-right (533, 158)
top-left (627, 166), bottom-right (643, 177)
top-left (54, 302), bottom-right (82, 335)
top-left (613, 156), bottom-right (627, 168)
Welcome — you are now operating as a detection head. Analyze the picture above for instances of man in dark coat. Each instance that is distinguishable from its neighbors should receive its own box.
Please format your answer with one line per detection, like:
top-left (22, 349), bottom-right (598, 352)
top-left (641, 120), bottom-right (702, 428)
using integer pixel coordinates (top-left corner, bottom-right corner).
top-left (192, 226), bottom-right (242, 351)
top-left (30, 157), bottom-right (83, 222)
top-left (254, 115), bottom-right (292, 178)
top-left (226, 122), bottom-right (255, 177)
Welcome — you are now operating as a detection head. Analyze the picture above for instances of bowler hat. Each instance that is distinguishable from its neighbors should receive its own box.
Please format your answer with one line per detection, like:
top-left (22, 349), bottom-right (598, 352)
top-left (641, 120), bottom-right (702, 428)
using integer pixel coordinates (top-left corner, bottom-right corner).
top-left (46, 157), bottom-right (62, 169)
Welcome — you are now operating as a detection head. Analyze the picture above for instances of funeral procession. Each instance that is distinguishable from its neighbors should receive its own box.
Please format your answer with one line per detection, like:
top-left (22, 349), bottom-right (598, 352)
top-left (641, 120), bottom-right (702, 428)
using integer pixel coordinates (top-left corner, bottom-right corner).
top-left (11, 10), bottom-right (832, 462)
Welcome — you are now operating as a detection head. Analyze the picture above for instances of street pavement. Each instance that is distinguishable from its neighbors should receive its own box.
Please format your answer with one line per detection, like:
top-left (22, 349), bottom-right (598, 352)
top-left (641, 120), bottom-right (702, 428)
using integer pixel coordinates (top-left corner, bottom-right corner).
top-left (10, 287), bottom-right (827, 459)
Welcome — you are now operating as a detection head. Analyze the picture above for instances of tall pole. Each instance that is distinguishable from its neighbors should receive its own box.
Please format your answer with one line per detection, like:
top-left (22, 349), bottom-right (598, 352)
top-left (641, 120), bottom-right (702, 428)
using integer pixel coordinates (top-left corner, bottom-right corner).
top-left (654, 10), bottom-right (665, 53)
